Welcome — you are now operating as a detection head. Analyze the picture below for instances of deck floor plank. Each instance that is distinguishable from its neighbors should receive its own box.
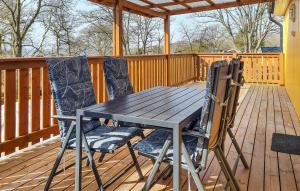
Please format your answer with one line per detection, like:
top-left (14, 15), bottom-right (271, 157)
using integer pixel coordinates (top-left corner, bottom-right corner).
top-left (0, 84), bottom-right (299, 191)
top-left (212, 85), bottom-right (255, 190)
top-left (274, 86), bottom-right (298, 191)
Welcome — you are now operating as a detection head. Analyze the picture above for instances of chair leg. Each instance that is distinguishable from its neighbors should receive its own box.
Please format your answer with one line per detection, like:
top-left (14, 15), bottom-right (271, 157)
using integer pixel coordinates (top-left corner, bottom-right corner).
top-left (182, 143), bottom-right (205, 191)
top-left (82, 132), bottom-right (104, 191)
top-left (227, 128), bottom-right (249, 169)
top-left (98, 153), bottom-right (106, 163)
top-left (86, 151), bottom-right (95, 167)
top-left (214, 146), bottom-right (240, 191)
top-left (45, 123), bottom-right (75, 191)
top-left (127, 141), bottom-right (143, 180)
top-left (140, 131), bottom-right (145, 139)
top-left (143, 137), bottom-right (172, 191)
top-left (162, 166), bottom-right (172, 180)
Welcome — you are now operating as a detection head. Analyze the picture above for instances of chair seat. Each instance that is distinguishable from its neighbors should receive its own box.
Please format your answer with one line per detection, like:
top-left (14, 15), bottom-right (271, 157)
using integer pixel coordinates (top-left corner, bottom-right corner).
top-left (133, 129), bottom-right (205, 165)
top-left (68, 126), bottom-right (142, 153)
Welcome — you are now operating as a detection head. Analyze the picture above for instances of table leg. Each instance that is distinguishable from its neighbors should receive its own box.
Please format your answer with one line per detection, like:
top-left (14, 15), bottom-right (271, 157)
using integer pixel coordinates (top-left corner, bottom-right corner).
top-left (75, 110), bottom-right (83, 191)
top-left (173, 127), bottom-right (182, 191)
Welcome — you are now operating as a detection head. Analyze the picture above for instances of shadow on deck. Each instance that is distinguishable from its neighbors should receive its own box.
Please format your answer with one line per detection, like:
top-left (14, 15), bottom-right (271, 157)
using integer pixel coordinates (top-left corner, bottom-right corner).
top-left (0, 84), bottom-right (299, 191)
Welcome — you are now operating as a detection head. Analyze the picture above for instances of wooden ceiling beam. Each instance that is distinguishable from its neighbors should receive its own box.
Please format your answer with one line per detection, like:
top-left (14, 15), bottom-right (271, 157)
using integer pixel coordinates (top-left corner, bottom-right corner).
top-left (89, 0), bottom-right (273, 18)
top-left (162, 0), bottom-right (272, 15)
top-left (140, 0), bottom-right (170, 12)
top-left (90, 0), bottom-right (165, 18)
top-left (205, 0), bottom-right (215, 5)
top-left (145, 0), bottom-right (206, 8)
top-left (174, 0), bottom-right (192, 9)
top-left (123, 1), bottom-right (166, 18)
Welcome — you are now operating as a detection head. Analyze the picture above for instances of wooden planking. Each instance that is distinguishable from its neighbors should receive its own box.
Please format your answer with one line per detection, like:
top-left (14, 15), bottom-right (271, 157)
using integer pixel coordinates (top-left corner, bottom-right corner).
top-left (211, 86), bottom-right (255, 190)
top-left (277, 86), bottom-right (299, 191)
top-left (3, 69), bottom-right (16, 154)
top-left (282, 86), bottom-right (300, 190)
top-left (18, 68), bottom-right (29, 149)
top-left (234, 85), bottom-right (263, 190)
top-left (0, 84), bottom-right (299, 191)
top-left (264, 86), bottom-right (280, 191)
top-left (248, 86), bottom-right (267, 191)
top-left (30, 68), bottom-right (41, 144)
top-left (198, 54), bottom-right (283, 84)
top-left (0, 71), bottom-right (1, 143)
top-left (0, 54), bottom-right (202, 156)
top-left (202, 86), bottom-right (256, 189)
top-left (273, 86), bottom-right (298, 191)
top-left (42, 67), bottom-right (51, 139)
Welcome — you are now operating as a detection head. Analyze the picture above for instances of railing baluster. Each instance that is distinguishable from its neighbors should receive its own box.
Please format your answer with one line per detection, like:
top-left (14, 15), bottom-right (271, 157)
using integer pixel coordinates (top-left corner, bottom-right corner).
top-left (30, 67), bottom-right (41, 144)
top-left (42, 67), bottom-right (51, 140)
top-left (4, 69), bottom-right (16, 154)
top-left (18, 68), bottom-right (29, 149)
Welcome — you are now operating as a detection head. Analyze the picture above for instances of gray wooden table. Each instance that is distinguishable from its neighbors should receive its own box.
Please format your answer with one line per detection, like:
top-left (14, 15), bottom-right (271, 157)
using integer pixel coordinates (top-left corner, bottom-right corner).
top-left (75, 86), bottom-right (206, 191)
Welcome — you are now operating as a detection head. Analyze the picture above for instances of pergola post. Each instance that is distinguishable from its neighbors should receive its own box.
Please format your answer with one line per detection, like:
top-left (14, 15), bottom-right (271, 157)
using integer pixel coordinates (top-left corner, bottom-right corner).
top-left (164, 15), bottom-right (171, 86)
top-left (113, 0), bottom-right (123, 56)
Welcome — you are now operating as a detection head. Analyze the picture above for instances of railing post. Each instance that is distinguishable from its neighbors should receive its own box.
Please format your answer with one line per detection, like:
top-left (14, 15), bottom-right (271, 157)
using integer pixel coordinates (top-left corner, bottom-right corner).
top-left (280, 52), bottom-right (285, 85)
top-left (164, 15), bottom-right (171, 86)
top-left (112, 0), bottom-right (123, 56)
top-left (196, 55), bottom-right (201, 81)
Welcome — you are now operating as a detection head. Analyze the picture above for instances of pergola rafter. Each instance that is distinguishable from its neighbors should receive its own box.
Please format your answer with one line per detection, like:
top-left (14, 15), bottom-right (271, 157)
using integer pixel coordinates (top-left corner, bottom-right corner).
top-left (90, 0), bottom-right (272, 18)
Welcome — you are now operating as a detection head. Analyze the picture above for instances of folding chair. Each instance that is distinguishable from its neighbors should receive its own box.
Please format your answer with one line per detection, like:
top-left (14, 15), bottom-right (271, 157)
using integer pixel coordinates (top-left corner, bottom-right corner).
top-left (44, 56), bottom-right (143, 190)
top-left (224, 58), bottom-right (249, 173)
top-left (133, 60), bottom-right (241, 191)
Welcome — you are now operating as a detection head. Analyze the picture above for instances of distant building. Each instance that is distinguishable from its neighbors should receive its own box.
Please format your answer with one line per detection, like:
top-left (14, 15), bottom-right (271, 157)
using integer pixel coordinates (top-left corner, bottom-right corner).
top-left (260, 47), bottom-right (281, 53)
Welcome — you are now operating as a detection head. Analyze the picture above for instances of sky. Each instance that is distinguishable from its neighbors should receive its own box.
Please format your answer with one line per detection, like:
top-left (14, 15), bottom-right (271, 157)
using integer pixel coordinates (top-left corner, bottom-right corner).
top-left (76, 0), bottom-right (194, 42)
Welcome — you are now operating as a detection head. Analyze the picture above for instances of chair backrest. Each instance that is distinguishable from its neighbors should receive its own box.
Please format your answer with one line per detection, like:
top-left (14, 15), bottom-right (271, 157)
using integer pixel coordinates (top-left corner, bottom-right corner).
top-left (200, 60), bottom-right (233, 149)
top-left (46, 56), bottom-right (100, 138)
top-left (231, 60), bottom-right (244, 126)
top-left (103, 57), bottom-right (134, 100)
top-left (226, 57), bottom-right (244, 128)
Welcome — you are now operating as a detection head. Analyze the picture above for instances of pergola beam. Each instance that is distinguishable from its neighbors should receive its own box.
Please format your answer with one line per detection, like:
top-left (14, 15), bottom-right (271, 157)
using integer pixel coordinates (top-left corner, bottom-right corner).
top-left (90, 0), bottom-right (272, 18)
top-left (164, 16), bottom-right (170, 55)
top-left (164, 0), bottom-right (272, 16)
top-left (112, 0), bottom-right (123, 56)
top-left (164, 15), bottom-right (171, 86)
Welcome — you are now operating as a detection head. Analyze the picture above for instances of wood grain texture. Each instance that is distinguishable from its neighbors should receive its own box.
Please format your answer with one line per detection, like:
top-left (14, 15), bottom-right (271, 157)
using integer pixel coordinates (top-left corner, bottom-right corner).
top-left (30, 68), bottom-right (41, 144)
top-left (18, 69), bottom-right (29, 149)
top-left (4, 70), bottom-right (16, 154)
top-left (0, 84), bottom-right (298, 191)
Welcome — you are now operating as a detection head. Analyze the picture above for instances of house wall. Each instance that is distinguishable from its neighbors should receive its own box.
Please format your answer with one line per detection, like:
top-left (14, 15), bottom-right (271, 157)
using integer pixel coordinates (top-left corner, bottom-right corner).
top-left (282, 0), bottom-right (300, 118)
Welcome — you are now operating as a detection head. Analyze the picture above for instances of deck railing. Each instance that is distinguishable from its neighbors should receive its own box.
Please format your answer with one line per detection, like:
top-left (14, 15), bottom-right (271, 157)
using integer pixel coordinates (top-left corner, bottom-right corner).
top-left (0, 54), bottom-right (197, 156)
top-left (197, 53), bottom-right (284, 85)
top-left (0, 53), bottom-right (284, 156)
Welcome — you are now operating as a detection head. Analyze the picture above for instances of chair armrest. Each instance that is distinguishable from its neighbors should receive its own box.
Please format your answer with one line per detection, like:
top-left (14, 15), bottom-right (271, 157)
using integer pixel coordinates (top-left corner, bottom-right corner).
top-left (51, 115), bottom-right (99, 122)
top-left (182, 130), bottom-right (209, 139)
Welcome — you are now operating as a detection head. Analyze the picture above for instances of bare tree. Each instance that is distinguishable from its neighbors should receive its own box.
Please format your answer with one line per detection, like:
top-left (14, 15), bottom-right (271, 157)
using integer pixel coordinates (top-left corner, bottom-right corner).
top-left (195, 3), bottom-right (278, 52)
top-left (41, 0), bottom-right (78, 56)
top-left (0, 0), bottom-right (45, 56)
top-left (179, 23), bottom-right (195, 52)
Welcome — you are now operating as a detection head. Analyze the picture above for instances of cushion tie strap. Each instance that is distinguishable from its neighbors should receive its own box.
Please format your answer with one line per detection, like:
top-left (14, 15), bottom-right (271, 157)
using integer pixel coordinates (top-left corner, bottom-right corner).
top-left (221, 74), bottom-right (232, 80)
top-left (209, 94), bottom-right (228, 107)
top-left (231, 81), bottom-right (243, 87)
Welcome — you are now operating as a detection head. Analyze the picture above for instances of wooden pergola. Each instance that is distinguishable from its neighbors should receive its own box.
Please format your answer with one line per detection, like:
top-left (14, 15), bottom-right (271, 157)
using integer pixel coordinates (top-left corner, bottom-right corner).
top-left (89, 0), bottom-right (271, 57)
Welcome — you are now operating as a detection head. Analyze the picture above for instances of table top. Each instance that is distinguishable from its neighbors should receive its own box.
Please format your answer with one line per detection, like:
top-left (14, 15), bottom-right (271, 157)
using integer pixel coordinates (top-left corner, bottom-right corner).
top-left (83, 86), bottom-right (206, 129)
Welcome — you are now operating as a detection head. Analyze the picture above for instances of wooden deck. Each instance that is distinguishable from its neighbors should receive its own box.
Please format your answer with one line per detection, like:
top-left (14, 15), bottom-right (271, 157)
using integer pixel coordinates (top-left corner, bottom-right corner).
top-left (0, 84), bottom-right (299, 191)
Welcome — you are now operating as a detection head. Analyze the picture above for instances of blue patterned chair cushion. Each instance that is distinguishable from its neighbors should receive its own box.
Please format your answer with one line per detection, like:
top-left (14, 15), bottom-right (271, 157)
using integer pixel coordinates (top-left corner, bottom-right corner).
top-left (68, 126), bottom-right (142, 153)
top-left (103, 57), bottom-right (140, 127)
top-left (46, 56), bottom-right (101, 139)
top-left (133, 130), bottom-right (204, 165)
top-left (103, 57), bottom-right (134, 100)
top-left (186, 62), bottom-right (214, 132)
